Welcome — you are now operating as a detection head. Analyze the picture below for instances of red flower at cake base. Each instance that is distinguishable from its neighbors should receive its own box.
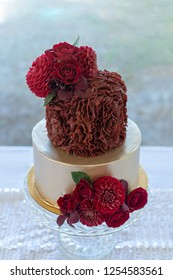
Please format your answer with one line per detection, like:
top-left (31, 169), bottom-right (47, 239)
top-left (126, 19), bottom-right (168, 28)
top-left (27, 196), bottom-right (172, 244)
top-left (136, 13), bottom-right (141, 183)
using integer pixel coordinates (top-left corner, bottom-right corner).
top-left (105, 209), bottom-right (130, 228)
top-left (92, 176), bottom-right (125, 214)
top-left (126, 187), bottom-right (148, 212)
top-left (78, 200), bottom-right (105, 227)
top-left (73, 179), bottom-right (93, 203)
top-left (56, 172), bottom-right (148, 228)
top-left (57, 194), bottom-right (76, 214)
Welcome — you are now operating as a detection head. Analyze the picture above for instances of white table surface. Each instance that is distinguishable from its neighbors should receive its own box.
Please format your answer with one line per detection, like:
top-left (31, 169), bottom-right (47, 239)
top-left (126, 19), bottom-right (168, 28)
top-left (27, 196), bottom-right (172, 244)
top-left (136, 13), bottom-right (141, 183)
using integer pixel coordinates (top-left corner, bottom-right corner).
top-left (0, 146), bottom-right (173, 260)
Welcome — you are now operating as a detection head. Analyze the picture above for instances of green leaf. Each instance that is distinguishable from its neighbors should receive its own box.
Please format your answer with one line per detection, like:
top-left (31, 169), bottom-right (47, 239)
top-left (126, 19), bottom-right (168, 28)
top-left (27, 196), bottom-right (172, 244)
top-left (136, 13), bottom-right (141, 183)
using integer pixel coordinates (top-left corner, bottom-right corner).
top-left (42, 92), bottom-right (55, 107)
top-left (71, 171), bottom-right (92, 184)
top-left (73, 36), bottom-right (80, 47)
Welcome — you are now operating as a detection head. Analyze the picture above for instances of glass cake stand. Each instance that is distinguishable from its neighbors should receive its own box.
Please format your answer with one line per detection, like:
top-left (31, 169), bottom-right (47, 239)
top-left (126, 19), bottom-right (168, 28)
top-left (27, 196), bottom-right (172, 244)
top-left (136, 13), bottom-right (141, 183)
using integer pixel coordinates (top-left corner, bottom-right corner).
top-left (24, 175), bottom-right (145, 259)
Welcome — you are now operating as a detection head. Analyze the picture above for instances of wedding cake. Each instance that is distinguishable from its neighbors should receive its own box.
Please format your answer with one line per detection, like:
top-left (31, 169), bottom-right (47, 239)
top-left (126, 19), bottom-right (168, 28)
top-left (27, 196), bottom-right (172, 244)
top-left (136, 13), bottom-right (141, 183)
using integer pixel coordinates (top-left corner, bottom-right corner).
top-left (26, 39), bottom-right (148, 228)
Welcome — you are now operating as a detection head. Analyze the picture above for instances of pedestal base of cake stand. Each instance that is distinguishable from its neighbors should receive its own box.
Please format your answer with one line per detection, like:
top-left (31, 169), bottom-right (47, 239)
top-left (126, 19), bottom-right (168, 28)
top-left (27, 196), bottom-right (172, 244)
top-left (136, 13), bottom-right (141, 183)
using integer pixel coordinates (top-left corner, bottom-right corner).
top-left (58, 232), bottom-right (115, 259)
top-left (24, 167), bottom-right (147, 259)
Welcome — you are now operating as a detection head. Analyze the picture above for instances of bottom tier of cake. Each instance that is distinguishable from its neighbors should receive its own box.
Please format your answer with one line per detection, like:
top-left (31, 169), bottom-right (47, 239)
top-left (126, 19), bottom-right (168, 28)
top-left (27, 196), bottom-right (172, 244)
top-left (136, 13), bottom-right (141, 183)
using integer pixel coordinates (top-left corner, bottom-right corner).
top-left (30, 118), bottom-right (148, 216)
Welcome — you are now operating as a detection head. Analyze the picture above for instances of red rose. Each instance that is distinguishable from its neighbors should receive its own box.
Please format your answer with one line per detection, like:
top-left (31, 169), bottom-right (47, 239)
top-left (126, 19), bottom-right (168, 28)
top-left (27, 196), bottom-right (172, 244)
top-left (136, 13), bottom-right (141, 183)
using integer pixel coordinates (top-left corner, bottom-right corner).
top-left (126, 187), bottom-right (148, 212)
top-left (53, 42), bottom-right (78, 56)
top-left (105, 209), bottom-right (130, 228)
top-left (57, 194), bottom-right (76, 214)
top-left (93, 176), bottom-right (125, 214)
top-left (45, 42), bottom-right (79, 61)
top-left (53, 59), bottom-right (81, 85)
top-left (73, 179), bottom-right (93, 203)
top-left (78, 200), bottom-right (105, 227)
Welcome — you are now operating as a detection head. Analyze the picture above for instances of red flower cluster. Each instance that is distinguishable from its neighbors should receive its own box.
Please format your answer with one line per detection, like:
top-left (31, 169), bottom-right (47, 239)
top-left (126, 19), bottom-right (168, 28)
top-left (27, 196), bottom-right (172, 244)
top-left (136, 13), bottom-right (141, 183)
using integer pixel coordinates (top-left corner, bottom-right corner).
top-left (26, 41), bottom-right (98, 99)
top-left (56, 172), bottom-right (148, 228)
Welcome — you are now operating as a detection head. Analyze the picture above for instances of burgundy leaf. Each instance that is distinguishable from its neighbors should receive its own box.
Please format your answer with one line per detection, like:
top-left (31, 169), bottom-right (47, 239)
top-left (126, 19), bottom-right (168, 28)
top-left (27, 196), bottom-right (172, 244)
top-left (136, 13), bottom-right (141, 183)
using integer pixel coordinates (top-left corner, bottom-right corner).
top-left (119, 179), bottom-right (128, 194)
top-left (56, 214), bottom-right (68, 227)
top-left (58, 89), bottom-right (74, 100)
top-left (67, 210), bottom-right (80, 227)
top-left (75, 76), bottom-right (88, 90)
top-left (121, 202), bottom-right (130, 212)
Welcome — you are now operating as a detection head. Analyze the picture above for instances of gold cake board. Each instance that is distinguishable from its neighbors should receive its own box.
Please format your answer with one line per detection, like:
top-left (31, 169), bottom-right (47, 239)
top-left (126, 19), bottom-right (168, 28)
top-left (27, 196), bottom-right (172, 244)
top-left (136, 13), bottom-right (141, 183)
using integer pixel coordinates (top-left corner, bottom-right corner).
top-left (27, 165), bottom-right (148, 216)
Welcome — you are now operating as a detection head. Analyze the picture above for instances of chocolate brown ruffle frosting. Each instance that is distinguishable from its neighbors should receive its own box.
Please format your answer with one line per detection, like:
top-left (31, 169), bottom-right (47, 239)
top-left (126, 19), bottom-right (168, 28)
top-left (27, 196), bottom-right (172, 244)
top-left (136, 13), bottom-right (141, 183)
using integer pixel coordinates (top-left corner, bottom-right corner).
top-left (46, 70), bottom-right (127, 157)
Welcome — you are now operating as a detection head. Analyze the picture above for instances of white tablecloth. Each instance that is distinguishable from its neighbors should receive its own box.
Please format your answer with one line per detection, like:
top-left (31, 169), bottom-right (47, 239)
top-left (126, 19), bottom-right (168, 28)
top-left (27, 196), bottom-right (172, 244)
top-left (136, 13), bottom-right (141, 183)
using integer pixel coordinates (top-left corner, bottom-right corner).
top-left (0, 146), bottom-right (173, 260)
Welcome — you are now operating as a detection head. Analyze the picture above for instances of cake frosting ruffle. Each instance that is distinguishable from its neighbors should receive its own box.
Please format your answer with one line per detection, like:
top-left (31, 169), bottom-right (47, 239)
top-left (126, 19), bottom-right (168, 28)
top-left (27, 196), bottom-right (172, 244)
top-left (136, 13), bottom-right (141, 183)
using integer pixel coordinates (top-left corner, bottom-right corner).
top-left (46, 70), bottom-right (127, 157)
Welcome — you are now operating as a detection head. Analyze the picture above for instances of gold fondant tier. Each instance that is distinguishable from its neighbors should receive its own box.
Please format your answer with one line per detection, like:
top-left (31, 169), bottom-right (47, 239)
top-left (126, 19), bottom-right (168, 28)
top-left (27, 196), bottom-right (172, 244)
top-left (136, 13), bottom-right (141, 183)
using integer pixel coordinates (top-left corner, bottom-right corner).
top-left (27, 165), bottom-right (148, 215)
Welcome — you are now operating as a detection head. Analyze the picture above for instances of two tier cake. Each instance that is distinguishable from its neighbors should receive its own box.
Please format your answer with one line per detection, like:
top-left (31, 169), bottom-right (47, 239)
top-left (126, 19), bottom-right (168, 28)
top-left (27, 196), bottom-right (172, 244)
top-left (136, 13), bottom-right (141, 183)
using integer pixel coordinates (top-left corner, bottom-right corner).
top-left (26, 40), bottom-right (148, 228)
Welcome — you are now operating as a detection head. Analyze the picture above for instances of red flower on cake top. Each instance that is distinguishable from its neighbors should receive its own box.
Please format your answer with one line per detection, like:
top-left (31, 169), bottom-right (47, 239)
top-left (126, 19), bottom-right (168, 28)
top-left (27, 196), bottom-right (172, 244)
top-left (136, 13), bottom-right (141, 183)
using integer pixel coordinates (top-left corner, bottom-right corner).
top-left (56, 171), bottom-right (148, 228)
top-left (26, 54), bottom-right (54, 98)
top-left (45, 42), bottom-right (79, 60)
top-left (26, 40), bottom-right (98, 100)
top-left (26, 39), bottom-right (128, 157)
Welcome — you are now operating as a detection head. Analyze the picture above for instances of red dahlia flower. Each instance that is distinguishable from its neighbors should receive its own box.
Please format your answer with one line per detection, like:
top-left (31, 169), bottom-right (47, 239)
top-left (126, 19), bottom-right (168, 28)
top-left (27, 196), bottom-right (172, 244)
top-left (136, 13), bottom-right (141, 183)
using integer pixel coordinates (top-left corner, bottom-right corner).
top-left (93, 176), bottom-right (125, 214)
top-left (78, 201), bottom-right (105, 227)
top-left (77, 46), bottom-right (98, 78)
top-left (26, 54), bottom-right (53, 98)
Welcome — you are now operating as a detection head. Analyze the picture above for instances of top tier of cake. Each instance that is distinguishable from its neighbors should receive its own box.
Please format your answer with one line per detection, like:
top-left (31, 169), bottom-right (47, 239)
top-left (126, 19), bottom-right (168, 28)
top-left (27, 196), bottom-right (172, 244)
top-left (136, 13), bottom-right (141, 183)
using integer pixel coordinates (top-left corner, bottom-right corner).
top-left (26, 41), bottom-right (128, 157)
top-left (46, 70), bottom-right (127, 157)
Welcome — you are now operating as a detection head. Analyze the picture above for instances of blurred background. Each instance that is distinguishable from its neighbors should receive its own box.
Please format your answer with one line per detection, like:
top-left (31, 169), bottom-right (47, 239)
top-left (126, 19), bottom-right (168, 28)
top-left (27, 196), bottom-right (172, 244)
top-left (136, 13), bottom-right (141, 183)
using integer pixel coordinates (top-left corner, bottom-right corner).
top-left (0, 0), bottom-right (173, 146)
